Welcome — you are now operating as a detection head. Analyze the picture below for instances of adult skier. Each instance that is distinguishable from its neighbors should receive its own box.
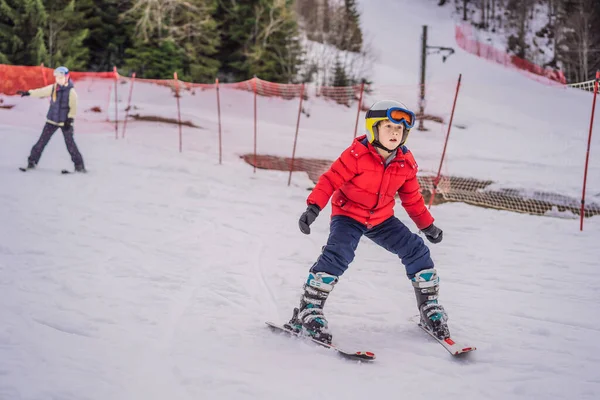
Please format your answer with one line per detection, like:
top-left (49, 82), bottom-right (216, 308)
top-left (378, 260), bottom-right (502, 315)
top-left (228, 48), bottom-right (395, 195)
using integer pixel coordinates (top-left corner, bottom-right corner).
top-left (17, 66), bottom-right (86, 172)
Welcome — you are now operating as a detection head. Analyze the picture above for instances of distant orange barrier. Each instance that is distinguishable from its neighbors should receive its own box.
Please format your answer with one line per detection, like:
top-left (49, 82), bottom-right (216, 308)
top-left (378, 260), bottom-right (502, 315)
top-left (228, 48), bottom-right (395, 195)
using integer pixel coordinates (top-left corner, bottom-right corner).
top-left (0, 64), bottom-right (117, 95)
top-left (455, 24), bottom-right (566, 85)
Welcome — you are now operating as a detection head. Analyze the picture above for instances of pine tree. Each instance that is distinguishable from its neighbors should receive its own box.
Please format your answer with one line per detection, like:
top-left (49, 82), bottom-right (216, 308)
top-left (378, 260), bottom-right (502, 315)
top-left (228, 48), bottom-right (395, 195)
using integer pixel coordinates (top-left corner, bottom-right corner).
top-left (213, 0), bottom-right (256, 81)
top-left (214, 0), bottom-right (303, 82)
top-left (341, 0), bottom-right (362, 52)
top-left (42, 0), bottom-right (91, 69)
top-left (171, 0), bottom-right (220, 82)
top-left (122, 0), bottom-right (220, 81)
top-left (123, 39), bottom-right (184, 79)
top-left (83, 0), bottom-right (135, 72)
top-left (0, 0), bottom-right (49, 65)
top-left (330, 57), bottom-right (350, 86)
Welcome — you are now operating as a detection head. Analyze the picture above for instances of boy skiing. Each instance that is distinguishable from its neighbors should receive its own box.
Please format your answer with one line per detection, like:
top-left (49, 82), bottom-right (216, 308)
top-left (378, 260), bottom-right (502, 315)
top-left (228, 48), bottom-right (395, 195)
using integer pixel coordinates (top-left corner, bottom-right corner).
top-left (17, 66), bottom-right (86, 172)
top-left (287, 100), bottom-right (448, 344)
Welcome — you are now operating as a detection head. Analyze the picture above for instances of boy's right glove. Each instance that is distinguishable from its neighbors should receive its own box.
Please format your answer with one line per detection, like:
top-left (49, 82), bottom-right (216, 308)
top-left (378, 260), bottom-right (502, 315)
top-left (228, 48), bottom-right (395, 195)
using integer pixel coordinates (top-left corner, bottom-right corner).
top-left (299, 204), bottom-right (320, 235)
top-left (16, 90), bottom-right (30, 97)
top-left (421, 224), bottom-right (443, 244)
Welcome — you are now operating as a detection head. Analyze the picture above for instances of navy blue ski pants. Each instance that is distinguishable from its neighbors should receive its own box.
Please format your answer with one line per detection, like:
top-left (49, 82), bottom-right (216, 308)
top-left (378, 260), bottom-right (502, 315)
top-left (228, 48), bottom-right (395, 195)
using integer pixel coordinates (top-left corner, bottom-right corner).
top-left (28, 123), bottom-right (84, 168)
top-left (310, 215), bottom-right (434, 279)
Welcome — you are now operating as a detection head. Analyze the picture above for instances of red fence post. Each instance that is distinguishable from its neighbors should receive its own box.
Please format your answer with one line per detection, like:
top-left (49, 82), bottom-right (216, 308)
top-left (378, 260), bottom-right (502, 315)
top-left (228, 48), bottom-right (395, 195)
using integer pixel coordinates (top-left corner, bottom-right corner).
top-left (113, 66), bottom-right (119, 139)
top-left (215, 78), bottom-right (223, 165)
top-left (122, 72), bottom-right (136, 139)
top-left (580, 70), bottom-right (599, 231)
top-left (253, 76), bottom-right (258, 173)
top-left (353, 81), bottom-right (365, 139)
top-left (288, 83), bottom-right (305, 186)
top-left (174, 72), bottom-right (183, 153)
top-left (428, 74), bottom-right (462, 208)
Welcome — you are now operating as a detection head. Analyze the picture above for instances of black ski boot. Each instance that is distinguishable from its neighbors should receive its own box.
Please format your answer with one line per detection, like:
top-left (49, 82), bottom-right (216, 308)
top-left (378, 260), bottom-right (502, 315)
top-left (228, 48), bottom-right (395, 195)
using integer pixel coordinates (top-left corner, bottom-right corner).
top-left (411, 268), bottom-right (450, 340)
top-left (285, 271), bottom-right (338, 344)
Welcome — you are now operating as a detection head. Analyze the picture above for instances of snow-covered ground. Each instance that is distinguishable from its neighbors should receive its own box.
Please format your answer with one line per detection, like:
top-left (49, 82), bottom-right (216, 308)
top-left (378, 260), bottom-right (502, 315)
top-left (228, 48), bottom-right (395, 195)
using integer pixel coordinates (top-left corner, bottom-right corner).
top-left (1, 0), bottom-right (599, 399)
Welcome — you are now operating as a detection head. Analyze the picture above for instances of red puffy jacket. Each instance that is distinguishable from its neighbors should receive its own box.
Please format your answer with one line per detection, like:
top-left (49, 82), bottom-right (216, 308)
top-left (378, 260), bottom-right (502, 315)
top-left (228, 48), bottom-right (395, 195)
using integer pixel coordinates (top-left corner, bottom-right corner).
top-left (307, 135), bottom-right (434, 230)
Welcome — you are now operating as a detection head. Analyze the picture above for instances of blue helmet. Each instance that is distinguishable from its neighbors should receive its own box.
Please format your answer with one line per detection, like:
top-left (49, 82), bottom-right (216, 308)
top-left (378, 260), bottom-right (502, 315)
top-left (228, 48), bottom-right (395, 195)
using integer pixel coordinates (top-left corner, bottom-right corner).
top-left (53, 66), bottom-right (69, 77)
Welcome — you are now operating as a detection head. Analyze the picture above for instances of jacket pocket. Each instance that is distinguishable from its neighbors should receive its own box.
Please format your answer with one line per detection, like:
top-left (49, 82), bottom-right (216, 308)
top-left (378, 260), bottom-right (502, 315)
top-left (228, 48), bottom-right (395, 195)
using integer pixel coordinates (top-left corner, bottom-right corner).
top-left (332, 190), bottom-right (348, 209)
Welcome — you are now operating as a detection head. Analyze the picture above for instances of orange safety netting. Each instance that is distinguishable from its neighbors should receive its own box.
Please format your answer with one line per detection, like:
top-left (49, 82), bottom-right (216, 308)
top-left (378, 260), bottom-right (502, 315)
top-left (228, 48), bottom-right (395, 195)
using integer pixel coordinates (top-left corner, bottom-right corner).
top-left (0, 64), bottom-right (117, 95)
top-left (455, 24), bottom-right (566, 85)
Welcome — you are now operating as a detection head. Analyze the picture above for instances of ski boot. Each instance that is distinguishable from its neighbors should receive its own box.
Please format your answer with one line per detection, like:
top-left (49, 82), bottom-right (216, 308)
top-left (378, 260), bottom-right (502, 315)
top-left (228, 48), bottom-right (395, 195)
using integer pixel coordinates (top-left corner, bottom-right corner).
top-left (26, 161), bottom-right (36, 170)
top-left (75, 165), bottom-right (87, 173)
top-left (411, 268), bottom-right (450, 340)
top-left (285, 271), bottom-right (338, 344)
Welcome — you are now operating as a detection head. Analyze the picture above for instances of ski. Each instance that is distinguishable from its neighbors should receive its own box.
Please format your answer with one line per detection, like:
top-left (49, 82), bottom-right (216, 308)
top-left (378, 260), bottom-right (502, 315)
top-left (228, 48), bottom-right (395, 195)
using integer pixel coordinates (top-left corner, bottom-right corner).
top-left (265, 321), bottom-right (376, 362)
top-left (417, 321), bottom-right (476, 356)
top-left (18, 167), bottom-right (83, 175)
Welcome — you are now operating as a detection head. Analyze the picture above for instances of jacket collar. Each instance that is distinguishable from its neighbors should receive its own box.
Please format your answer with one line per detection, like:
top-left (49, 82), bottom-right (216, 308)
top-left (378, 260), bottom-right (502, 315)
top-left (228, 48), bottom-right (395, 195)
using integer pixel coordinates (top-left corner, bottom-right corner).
top-left (355, 135), bottom-right (407, 161)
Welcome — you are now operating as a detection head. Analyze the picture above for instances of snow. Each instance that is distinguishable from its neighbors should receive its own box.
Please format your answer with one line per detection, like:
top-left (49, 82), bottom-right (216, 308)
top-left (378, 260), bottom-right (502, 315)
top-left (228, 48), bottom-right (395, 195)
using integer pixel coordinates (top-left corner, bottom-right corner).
top-left (1, 0), bottom-right (600, 399)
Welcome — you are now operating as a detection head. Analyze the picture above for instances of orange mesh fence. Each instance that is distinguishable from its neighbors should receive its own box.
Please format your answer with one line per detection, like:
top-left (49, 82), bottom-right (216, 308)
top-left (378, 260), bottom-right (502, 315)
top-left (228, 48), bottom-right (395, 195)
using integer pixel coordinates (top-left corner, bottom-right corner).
top-left (316, 84), bottom-right (365, 107)
top-left (0, 64), bottom-right (116, 95)
top-left (455, 24), bottom-right (566, 85)
top-left (0, 64), bottom-right (119, 133)
top-left (2, 64), bottom-right (597, 221)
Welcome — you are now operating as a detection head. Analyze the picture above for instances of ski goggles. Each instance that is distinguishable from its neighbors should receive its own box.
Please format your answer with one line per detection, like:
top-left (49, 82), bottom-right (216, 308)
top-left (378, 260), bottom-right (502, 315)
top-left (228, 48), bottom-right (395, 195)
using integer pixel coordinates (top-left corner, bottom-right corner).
top-left (366, 107), bottom-right (416, 129)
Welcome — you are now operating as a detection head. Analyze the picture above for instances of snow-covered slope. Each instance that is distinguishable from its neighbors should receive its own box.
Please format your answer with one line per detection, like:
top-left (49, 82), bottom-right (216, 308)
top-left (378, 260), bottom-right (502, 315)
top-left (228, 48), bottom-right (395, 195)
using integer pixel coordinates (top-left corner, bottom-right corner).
top-left (1, 1), bottom-right (599, 399)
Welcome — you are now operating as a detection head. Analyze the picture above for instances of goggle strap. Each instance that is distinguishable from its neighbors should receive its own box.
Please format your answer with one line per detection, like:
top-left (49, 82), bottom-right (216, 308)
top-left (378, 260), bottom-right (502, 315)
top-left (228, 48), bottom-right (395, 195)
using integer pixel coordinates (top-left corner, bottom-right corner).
top-left (366, 110), bottom-right (388, 119)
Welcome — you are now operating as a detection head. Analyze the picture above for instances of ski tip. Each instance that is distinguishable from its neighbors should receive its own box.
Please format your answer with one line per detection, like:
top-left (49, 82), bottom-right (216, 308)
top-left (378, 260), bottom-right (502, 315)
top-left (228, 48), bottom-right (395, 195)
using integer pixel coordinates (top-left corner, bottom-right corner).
top-left (355, 351), bottom-right (376, 360)
top-left (452, 346), bottom-right (477, 356)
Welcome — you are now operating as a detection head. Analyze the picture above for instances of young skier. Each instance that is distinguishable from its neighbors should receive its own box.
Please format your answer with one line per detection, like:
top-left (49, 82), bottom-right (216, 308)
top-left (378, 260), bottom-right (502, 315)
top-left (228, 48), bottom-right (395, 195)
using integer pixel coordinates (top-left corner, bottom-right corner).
top-left (17, 66), bottom-right (86, 172)
top-left (287, 100), bottom-right (447, 344)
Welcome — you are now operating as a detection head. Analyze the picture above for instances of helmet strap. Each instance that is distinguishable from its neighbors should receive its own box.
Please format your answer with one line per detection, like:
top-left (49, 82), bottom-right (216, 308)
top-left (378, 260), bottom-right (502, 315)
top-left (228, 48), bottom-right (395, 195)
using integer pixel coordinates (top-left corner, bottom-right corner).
top-left (372, 139), bottom-right (401, 153)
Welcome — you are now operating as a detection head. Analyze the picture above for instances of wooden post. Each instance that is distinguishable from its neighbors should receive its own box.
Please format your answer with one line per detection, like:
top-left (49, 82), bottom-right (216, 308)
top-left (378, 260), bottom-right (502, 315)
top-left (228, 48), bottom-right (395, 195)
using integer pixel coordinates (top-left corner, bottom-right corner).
top-left (122, 72), bottom-right (136, 139)
top-left (253, 76), bottom-right (258, 173)
top-left (174, 72), bottom-right (183, 153)
top-left (216, 78), bottom-right (222, 165)
top-left (113, 66), bottom-right (119, 139)
top-left (353, 81), bottom-right (365, 139)
top-left (288, 83), bottom-right (306, 186)
top-left (428, 74), bottom-right (462, 209)
top-left (580, 70), bottom-right (599, 230)
top-left (418, 25), bottom-right (428, 131)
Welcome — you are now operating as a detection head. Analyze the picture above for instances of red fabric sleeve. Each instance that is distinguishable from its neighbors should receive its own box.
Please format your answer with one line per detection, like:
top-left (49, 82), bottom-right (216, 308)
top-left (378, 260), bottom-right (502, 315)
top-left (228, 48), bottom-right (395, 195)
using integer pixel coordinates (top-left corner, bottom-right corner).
top-left (307, 147), bottom-right (358, 209)
top-left (398, 170), bottom-right (434, 230)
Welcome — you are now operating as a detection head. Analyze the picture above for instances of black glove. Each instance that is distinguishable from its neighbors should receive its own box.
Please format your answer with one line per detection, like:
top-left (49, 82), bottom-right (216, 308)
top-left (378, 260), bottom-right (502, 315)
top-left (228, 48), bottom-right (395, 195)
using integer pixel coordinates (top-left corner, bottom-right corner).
top-left (17, 90), bottom-right (30, 97)
top-left (422, 224), bottom-right (443, 244)
top-left (64, 118), bottom-right (74, 129)
top-left (299, 204), bottom-right (320, 235)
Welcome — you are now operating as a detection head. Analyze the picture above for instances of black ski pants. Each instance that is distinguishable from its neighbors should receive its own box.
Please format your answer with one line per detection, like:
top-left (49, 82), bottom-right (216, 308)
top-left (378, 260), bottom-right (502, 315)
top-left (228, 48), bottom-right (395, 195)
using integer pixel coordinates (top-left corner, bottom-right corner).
top-left (28, 123), bottom-right (84, 168)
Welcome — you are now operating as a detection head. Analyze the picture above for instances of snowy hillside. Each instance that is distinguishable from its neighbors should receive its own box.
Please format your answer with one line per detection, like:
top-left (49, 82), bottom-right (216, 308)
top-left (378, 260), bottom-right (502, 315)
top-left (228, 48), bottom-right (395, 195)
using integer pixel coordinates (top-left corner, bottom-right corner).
top-left (1, 0), bottom-right (600, 399)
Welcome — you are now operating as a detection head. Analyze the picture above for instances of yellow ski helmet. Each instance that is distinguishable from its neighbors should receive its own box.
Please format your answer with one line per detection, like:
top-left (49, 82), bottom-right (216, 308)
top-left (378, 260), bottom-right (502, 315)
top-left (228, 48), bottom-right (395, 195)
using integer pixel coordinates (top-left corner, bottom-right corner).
top-left (365, 100), bottom-right (416, 146)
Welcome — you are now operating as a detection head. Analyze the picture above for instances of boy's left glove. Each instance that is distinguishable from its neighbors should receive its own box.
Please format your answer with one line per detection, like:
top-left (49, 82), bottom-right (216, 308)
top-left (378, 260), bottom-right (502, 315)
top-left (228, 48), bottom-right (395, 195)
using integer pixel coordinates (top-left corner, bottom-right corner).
top-left (421, 224), bottom-right (443, 244)
top-left (299, 204), bottom-right (320, 235)
top-left (63, 118), bottom-right (74, 129)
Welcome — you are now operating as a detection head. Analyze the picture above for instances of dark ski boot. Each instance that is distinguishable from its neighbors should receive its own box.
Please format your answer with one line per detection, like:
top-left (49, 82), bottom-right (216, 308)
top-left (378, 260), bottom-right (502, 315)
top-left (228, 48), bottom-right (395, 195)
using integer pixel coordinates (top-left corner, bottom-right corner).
top-left (285, 271), bottom-right (338, 344)
top-left (412, 268), bottom-right (450, 340)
